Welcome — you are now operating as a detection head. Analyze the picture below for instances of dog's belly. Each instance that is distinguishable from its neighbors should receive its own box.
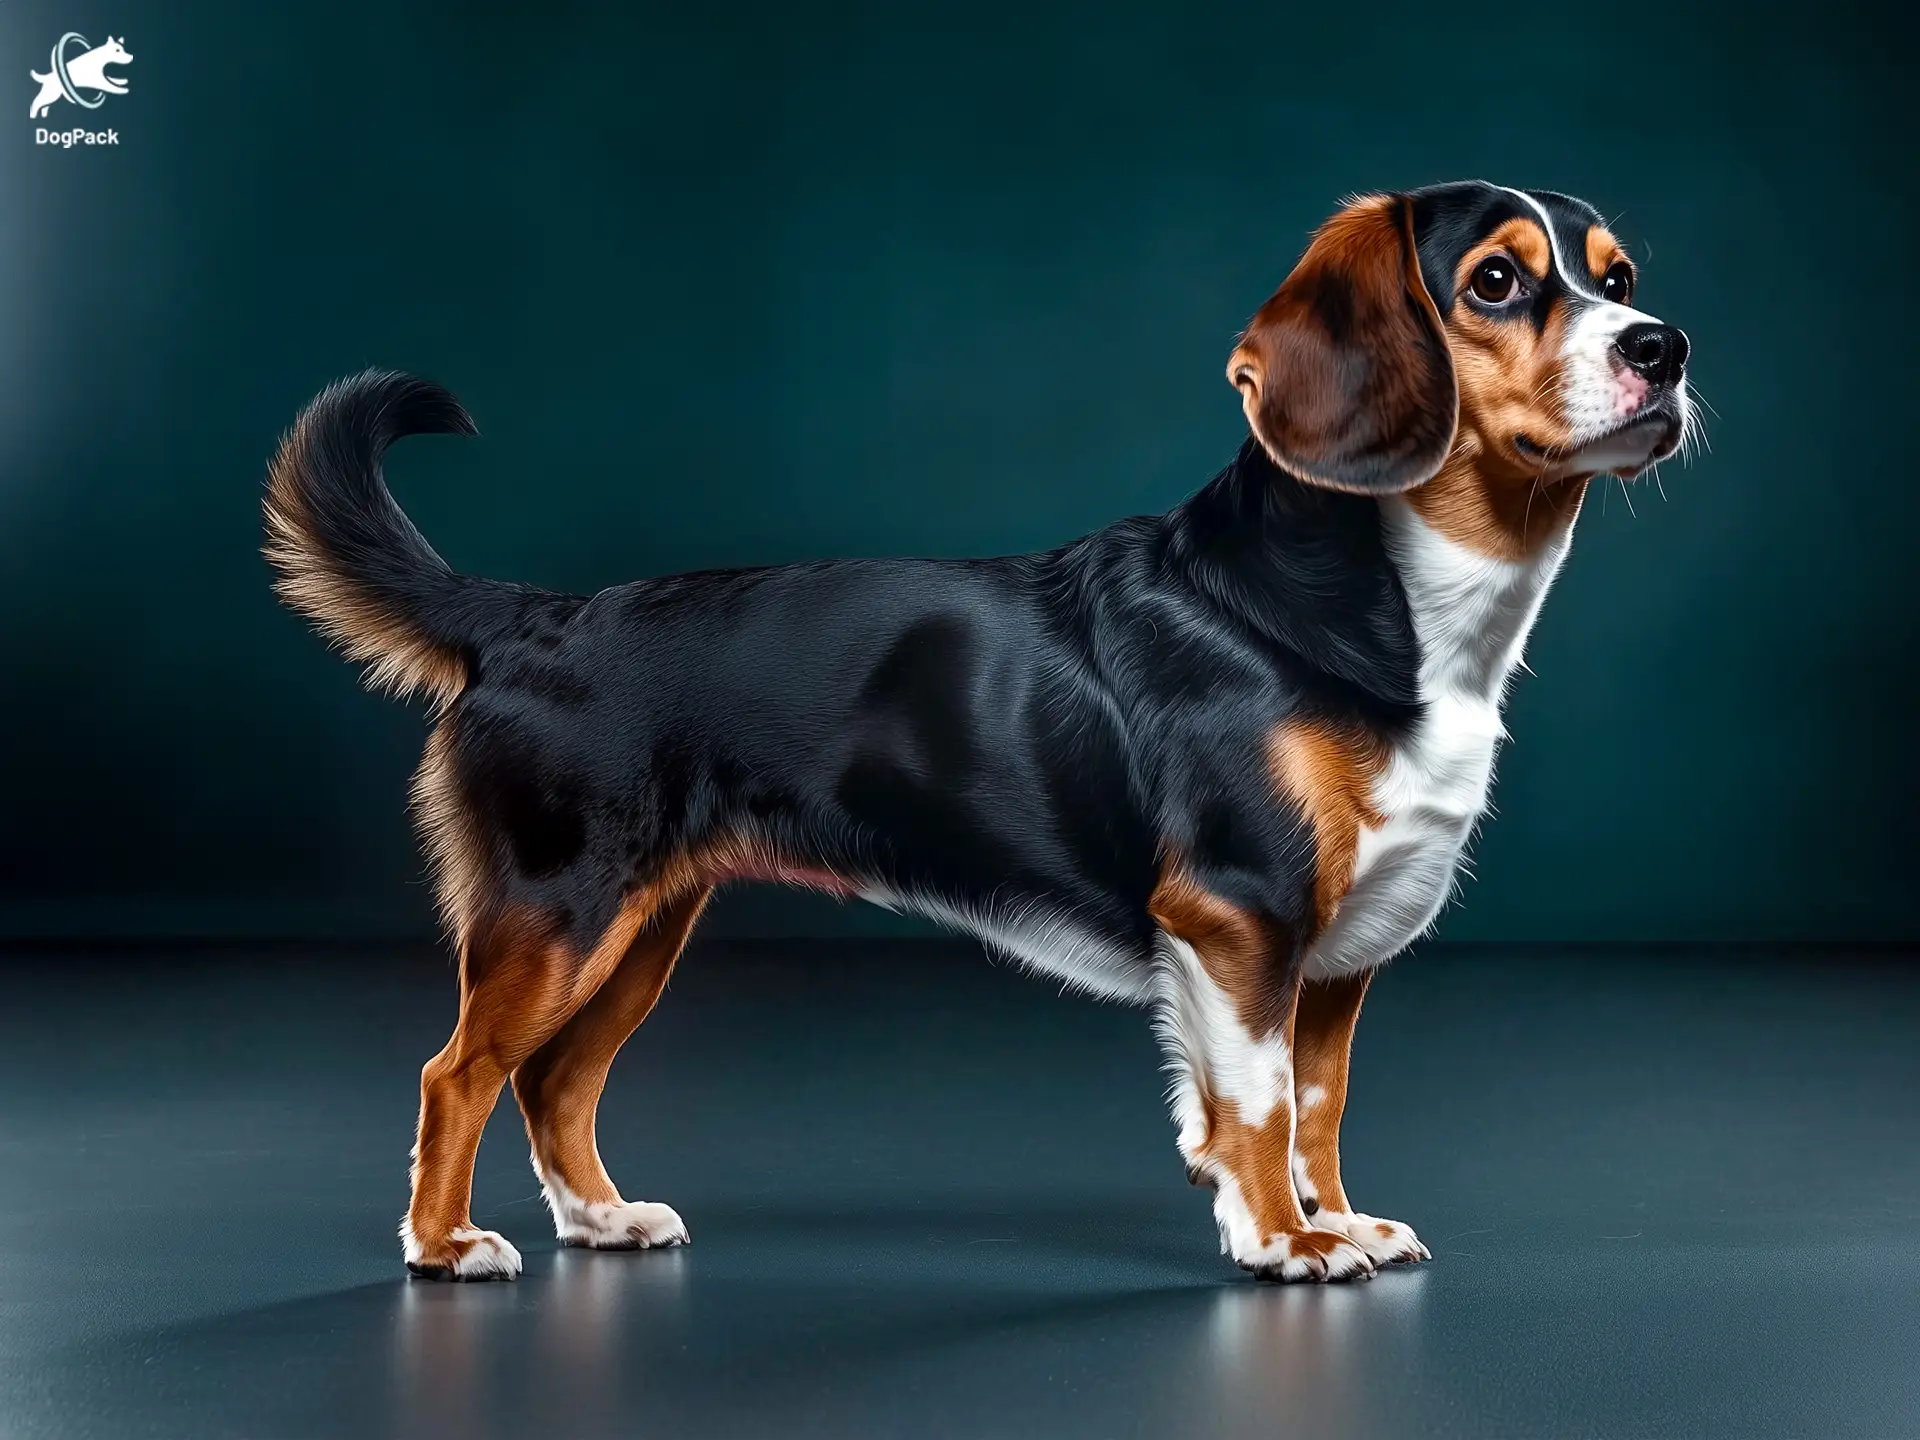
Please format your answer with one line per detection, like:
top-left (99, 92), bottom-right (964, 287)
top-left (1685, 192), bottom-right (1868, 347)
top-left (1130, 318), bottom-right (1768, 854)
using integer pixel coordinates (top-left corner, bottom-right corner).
top-left (1302, 692), bottom-right (1503, 979)
top-left (859, 884), bottom-right (1158, 1004)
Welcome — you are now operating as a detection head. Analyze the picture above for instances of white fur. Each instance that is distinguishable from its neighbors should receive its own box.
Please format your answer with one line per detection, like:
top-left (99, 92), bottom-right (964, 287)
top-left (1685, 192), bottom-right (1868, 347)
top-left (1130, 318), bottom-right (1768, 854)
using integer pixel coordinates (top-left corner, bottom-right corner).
top-left (1150, 935), bottom-right (1217, 1165)
top-left (1153, 934), bottom-right (1293, 1130)
top-left (1502, 187), bottom-right (1593, 298)
top-left (1290, 1107), bottom-right (1429, 1265)
top-left (1311, 1209), bottom-right (1431, 1266)
top-left (1225, 1192), bottom-right (1374, 1281)
top-left (1304, 498), bottom-right (1572, 980)
top-left (1297, 195), bottom-right (1689, 980)
top-left (861, 885), bottom-right (1155, 1004)
top-left (1208, 1173), bottom-right (1269, 1266)
top-left (1561, 296), bottom-right (1669, 436)
top-left (1503, 185), bottom-right (1694, 475)
top-left (400, 1218), bottom-right (523, 1280)
top-left (1289, 1148), bottom-right (1316, 1206)
top-left (1152, 933), bottom-right (1287, 1258)
top-left (1151, 935), bottom-right (1373, 1280)
top-left (536, 1166), bottom-right (689, 1250)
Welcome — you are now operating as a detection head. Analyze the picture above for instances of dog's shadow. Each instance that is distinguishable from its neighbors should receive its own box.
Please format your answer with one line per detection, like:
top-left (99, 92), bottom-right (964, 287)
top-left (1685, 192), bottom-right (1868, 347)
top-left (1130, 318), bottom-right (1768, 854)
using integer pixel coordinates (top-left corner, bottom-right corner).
top-left (49, 1196), bottom-right (1431, 1439)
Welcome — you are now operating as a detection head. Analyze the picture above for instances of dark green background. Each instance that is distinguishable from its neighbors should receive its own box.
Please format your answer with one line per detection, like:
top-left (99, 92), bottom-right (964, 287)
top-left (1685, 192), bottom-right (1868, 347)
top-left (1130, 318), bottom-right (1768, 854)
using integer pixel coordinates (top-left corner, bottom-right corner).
top-left (2, 0), bottom-right (1912, 942)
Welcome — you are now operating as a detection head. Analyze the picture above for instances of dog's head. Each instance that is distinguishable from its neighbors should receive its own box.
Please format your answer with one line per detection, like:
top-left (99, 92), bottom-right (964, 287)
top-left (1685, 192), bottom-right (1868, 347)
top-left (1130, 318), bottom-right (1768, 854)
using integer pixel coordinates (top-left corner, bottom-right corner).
top-left (1228, 182), bottom-right (1693, 537)
top-left (97, 36), bottom-right (133, 65)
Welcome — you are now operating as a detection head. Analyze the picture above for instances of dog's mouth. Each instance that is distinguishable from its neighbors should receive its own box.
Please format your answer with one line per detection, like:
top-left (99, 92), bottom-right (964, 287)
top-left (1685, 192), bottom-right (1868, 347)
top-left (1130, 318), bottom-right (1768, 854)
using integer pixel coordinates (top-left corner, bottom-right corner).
top-left (1515, 407), bottom-right (1682, 478)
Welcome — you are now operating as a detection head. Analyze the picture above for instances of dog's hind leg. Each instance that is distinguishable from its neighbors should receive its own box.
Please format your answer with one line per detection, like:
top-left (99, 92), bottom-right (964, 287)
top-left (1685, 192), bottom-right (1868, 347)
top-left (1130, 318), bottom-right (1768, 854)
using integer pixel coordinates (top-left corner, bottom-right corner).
top-left (402, 895), bottom-right (660, 1280)
top-left (511, 887), bottom-right (710, 1250)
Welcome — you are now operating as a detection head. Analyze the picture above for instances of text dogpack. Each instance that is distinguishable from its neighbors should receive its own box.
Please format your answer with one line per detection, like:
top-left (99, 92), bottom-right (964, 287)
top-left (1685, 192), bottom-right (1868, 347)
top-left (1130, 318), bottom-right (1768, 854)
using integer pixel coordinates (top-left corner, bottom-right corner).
top-left (36, 126), bottom-right (119, 147)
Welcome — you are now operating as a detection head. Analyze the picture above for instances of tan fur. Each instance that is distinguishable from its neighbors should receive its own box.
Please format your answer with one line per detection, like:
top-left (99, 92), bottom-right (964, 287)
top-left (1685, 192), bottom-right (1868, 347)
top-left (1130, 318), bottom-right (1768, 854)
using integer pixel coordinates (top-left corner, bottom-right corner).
top-left (405, 879), bottom-right (696, 1271)
top-left (1149, 865), bottom-right (1294, 1038)
top-left (1409, 446), bottom-right (1590, 561)
top-left (1585, 224), bottom-right (1631, 286)
top-left (1404, 238), bottom-right (1593, 560)
top-left (403, 819), bottom-right (870, 1268)
top-left (408, 886), bottom-right (683, 1263)
top-left (1292, 972), bottom-right (1370, 1213)
top-left (1196, 1078), bottom-right (1342, 1253)
top-left (1148, 867), bottom-right (1343, 1252)
top-left (409, 724), bottom-right (489, 950)
top-left (513, 888), bottom-right (711, 1212)
top-left (1145, 724), bottom-right (1392, 1246)
top-left (262, 422), bottom-right (466, 708)
top-left (1228, 194), bottom-right (1457, 494)
top-left (1267, 720), bottom-right (1390, 933)
top-left (1478, 216), bottom-right (1552, 279)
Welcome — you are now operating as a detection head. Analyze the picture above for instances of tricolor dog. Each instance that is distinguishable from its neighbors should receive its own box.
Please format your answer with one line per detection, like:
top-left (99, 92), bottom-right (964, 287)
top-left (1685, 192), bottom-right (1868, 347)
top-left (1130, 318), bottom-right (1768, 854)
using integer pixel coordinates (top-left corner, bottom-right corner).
top-left (265, 180), bottom-right (1694, 1283)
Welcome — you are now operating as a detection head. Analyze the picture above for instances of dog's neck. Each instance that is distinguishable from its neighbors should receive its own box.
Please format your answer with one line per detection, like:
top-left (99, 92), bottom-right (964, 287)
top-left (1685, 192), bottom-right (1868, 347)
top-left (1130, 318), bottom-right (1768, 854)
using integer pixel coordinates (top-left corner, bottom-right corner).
top-left (1405, 438), bottom-right (1591, 563)
top-left (1165, 440), bottom-right (1582, 715)
top-left (1376, 488), bottom-right (1577, 706)
top-left (1164, 442), bottom-right (1423, 715)
top-left (1388, 445), bottom-right (1587, 704)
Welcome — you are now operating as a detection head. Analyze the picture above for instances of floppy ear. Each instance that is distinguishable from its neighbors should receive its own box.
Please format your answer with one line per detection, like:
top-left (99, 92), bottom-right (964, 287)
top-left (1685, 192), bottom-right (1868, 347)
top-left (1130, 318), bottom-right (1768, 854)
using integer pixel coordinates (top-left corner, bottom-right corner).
top-left (1227, 194), bottom-right (1457, 493)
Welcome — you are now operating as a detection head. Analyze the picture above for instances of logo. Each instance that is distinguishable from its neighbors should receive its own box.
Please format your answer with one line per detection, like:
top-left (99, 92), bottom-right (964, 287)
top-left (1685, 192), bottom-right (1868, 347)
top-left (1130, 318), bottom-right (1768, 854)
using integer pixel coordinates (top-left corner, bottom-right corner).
top-left (29, 33), bottom-right (132, 145)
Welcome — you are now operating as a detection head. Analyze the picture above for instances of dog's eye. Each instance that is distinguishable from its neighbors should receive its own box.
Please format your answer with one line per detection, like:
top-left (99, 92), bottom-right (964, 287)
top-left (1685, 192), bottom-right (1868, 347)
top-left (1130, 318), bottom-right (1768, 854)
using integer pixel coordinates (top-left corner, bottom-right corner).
top-left (1469, 257), bottom-right (1519, 305)
top-left (1602, 261), bottom-right (1634, 305)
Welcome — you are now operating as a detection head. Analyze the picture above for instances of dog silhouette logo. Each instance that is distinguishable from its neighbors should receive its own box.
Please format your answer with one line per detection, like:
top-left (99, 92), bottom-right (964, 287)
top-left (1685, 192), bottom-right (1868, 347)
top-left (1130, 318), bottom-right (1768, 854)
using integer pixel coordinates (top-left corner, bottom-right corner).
top-left (30, 34), bottom-right (133, 119)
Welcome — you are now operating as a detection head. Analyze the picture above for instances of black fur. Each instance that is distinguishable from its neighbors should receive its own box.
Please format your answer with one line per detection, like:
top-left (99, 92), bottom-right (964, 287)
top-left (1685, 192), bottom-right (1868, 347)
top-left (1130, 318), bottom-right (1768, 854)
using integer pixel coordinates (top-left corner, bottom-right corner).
top-left (265, 181), bottom-right (1586, 988)
top-left (266, 371), bottom-right (575, 674)
top-left (271, 384), bottom-right (1420, 982)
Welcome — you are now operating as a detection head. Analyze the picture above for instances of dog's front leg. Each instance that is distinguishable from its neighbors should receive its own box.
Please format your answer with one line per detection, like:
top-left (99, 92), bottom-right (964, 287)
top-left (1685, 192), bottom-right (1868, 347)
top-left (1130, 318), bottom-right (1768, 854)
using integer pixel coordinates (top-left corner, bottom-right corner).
top-left (1291, 972), bottom-right (1429, 1266)
top-left (1151, 891), bottom-right (1375, 1283)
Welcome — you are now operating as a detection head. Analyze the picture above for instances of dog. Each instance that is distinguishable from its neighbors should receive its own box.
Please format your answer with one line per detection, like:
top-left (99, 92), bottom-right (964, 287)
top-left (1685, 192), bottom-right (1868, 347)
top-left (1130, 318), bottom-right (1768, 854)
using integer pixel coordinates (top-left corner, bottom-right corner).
top-left (29, 36), bottom-right (132, 119)
top-left (265, 180), bottom-right (1693, 1283)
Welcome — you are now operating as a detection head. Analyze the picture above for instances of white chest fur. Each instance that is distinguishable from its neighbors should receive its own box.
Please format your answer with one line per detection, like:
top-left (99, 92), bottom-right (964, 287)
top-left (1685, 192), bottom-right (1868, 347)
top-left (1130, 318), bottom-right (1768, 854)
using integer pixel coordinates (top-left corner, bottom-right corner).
top-left (1301, 499), bottom-right (1574, 979)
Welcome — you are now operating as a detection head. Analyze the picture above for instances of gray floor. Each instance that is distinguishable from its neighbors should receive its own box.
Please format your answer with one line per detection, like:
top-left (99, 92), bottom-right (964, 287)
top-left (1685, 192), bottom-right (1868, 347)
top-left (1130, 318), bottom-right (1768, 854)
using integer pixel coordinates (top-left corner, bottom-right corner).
top-left (1, 941), bottom-right (1916, 1439)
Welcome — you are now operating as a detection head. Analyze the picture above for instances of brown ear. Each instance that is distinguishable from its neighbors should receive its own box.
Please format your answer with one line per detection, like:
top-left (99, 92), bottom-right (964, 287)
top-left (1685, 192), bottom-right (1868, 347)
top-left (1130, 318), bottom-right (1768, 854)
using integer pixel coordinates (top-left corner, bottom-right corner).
top-left (1227, 195), bottom-right (1457, 493)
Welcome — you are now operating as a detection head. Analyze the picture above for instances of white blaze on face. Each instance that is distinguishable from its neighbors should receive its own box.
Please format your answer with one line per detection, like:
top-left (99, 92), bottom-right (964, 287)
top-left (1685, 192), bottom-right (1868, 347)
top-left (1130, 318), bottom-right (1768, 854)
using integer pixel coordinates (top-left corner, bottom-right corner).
top-left (1503, 187), bottom-right (1694, 476)
top-left (1562, 297), bottom-right (1673, 435)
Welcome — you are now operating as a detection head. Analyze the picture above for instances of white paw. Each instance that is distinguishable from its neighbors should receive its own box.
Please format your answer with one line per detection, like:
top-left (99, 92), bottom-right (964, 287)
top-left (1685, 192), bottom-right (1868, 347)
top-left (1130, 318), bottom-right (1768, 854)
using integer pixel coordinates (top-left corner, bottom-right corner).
top-left (536, 1164), bottom-right (690, 1249)
top-left (1236, 1228), bottom-right (1376, 1283)
top-left (553, 1196), bottom-right (690, 1251)
top-left (1311, 1210), bottom-right (1430, 1266)
top-left (401, 1221), bottom-right (523, 1281)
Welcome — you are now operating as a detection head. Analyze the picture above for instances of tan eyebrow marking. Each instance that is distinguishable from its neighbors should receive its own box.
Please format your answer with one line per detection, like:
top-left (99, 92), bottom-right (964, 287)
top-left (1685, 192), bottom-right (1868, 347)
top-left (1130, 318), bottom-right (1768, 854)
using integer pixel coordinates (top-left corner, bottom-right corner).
top-left (1585, 224), bottom-right (1631, 282)
top-left (1453, 217), bottom-right (1551, 290)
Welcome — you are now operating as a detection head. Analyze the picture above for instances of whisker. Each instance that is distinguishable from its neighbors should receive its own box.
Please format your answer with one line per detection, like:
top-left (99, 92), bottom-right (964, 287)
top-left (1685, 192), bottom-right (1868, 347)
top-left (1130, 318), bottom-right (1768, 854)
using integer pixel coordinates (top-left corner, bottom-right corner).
top-left (1684, 403), bottom-right (1710, 462)
top-left (1680, 381), bottom-right (1716, 464)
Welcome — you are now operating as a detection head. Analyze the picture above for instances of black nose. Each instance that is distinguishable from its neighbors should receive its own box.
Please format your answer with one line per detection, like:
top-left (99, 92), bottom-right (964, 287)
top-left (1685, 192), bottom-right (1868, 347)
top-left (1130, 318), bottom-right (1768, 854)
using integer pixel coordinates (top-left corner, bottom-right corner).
top-left (1613, 323), bottom-right (1690, 386)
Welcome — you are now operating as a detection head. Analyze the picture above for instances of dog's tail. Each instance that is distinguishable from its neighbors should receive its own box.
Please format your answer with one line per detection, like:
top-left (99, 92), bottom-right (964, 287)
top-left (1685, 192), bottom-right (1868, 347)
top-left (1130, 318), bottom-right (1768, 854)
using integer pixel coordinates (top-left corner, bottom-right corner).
top-left (264, 369), bottom-right (556, 707)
